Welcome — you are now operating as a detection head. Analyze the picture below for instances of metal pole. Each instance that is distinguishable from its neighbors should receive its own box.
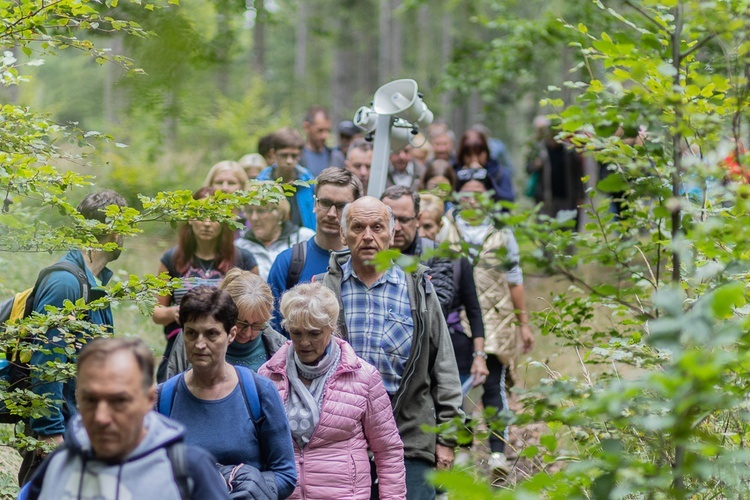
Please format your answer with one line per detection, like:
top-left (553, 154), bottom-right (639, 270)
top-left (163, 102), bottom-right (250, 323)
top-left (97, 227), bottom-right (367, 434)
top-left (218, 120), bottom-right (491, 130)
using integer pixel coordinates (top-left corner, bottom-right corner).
top-left (367, 114), bottom-right (393, 198)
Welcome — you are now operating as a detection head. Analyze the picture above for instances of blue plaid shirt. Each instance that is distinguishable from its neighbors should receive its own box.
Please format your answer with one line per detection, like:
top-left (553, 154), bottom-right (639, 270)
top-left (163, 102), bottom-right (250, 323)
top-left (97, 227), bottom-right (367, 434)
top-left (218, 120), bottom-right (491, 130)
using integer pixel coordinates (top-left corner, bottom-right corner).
top-left (340, 261), bottom-right (414, 394)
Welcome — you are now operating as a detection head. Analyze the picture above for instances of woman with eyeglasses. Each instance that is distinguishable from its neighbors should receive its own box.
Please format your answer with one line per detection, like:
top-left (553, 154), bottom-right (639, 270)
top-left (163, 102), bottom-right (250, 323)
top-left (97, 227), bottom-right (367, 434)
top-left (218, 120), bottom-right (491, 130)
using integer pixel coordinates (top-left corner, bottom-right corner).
top-left (235, 181), bottom-right (315, 280)
top-left (456, 129), bottom-right (515, 204)
top-left (166, 268), bottom-right (287, 379)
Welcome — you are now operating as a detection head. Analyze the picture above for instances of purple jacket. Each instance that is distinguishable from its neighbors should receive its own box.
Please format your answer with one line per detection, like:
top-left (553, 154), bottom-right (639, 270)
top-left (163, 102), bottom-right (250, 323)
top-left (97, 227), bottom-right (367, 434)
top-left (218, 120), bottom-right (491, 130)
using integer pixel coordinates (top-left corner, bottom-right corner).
top-left (260, 337), bottom-right (406, 500)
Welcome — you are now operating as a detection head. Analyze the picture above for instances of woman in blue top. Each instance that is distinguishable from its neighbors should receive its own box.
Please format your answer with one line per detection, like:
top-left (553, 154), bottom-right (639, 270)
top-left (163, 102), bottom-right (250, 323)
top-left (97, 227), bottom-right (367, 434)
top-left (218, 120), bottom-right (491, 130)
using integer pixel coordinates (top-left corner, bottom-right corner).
top-left (157, 286), bottom-right (297, 499)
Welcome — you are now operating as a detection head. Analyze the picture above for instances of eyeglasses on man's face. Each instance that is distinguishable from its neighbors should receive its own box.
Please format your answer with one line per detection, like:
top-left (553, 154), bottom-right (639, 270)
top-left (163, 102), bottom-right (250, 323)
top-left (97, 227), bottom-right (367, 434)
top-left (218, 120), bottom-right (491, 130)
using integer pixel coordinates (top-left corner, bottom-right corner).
top-left (315, 197), bottom-right (348, 214)
top-left (394, 215), bottom-right (417, 225)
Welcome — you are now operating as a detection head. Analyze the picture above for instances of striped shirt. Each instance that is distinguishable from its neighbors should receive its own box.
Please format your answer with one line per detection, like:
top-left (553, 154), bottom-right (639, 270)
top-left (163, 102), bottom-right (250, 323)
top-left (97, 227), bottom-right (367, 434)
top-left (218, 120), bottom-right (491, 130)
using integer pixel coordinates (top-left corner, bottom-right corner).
top-left (340, 261), bottom-right (413, 394)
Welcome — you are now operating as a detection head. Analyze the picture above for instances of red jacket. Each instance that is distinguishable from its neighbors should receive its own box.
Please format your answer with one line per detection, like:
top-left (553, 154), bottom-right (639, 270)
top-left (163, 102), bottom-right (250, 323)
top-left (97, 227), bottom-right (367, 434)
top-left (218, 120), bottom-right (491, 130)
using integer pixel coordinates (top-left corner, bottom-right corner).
top-left (259, 337), bottom-right (406, 500)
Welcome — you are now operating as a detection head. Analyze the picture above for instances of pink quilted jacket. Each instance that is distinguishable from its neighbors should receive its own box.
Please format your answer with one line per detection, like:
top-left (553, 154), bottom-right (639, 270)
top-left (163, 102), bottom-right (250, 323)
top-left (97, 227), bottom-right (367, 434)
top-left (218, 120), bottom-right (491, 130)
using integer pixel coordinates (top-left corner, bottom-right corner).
top-left (259, 337), bottom-right (406, 500)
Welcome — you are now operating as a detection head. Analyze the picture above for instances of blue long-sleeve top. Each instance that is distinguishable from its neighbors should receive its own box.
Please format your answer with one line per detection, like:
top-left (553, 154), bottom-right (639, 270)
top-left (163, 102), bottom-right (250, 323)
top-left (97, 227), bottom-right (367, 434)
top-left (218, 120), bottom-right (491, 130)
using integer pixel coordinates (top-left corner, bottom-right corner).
top-left (29, 250), bottom-right (114, 437)
top-left (160, 369), bottom-right (297, 498)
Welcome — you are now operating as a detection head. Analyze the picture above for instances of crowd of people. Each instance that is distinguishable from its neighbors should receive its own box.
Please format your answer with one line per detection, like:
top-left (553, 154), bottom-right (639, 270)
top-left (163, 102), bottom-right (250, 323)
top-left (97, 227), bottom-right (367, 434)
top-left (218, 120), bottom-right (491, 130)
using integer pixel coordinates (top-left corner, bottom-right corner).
top-left (17, 105), bottom-right (565, 500)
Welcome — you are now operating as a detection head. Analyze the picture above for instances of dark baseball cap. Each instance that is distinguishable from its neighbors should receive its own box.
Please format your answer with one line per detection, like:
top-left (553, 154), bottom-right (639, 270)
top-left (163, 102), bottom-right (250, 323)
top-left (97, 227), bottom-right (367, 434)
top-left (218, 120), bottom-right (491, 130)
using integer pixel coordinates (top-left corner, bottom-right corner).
top-left (338, 120), bottom-right (361, 137)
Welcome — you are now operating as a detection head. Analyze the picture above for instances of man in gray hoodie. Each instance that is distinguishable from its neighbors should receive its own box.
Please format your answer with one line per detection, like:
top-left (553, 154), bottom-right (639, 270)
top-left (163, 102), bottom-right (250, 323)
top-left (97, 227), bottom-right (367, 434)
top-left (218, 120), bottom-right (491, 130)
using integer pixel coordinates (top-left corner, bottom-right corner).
top-left (19, 338), bottom-right (228, 500)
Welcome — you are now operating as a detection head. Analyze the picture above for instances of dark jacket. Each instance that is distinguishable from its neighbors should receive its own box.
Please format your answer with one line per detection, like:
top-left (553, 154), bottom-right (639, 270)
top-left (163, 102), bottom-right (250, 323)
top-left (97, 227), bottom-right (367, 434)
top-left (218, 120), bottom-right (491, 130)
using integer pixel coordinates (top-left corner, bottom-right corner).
top-left (404, 236), bottom-right (454, 317)
top-left (320, 255), bottom-right (464, 464)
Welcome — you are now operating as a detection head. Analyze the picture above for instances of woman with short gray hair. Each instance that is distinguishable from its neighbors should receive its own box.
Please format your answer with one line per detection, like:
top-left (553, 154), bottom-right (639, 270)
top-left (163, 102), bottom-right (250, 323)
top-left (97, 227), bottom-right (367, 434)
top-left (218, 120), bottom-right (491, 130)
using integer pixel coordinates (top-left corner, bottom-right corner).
top-left (259, 282), bottom-right (406, 499)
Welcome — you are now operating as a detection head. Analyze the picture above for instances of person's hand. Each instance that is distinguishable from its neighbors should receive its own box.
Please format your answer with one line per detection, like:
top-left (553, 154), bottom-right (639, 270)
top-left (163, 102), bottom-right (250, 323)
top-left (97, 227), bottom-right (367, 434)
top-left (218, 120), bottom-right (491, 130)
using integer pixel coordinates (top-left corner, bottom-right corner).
top-left (518, 324), bottom-right (534, 354)
top-left (470, 356), bottom-right (489, 386)
top-left (435, 444), bottom-right (454, 470)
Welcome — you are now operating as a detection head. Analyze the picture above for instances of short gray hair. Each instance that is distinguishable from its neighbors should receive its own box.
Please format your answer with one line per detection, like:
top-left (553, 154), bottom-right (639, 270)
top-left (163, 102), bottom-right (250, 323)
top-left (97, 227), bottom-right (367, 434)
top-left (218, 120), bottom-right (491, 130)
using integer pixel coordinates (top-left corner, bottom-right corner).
top-left (77, 337), bottom-right (154, 392)
top-left (280, 282), bottom-right (339, 334)
top-left (340, 203), bottom-right (396, 238)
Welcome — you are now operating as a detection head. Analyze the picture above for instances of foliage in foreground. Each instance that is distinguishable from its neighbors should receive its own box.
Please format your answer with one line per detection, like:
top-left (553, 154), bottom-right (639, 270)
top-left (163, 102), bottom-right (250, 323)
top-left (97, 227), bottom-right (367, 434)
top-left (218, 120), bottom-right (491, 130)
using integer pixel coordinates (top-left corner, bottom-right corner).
top-left (429, 0), bottom-right (750, 497)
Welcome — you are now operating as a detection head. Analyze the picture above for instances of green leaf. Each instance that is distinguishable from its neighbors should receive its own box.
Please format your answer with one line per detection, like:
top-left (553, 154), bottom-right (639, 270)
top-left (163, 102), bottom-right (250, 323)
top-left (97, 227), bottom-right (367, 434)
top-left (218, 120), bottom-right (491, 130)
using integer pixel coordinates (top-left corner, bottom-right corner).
top-left (711, 282), bottom-right (746, 319)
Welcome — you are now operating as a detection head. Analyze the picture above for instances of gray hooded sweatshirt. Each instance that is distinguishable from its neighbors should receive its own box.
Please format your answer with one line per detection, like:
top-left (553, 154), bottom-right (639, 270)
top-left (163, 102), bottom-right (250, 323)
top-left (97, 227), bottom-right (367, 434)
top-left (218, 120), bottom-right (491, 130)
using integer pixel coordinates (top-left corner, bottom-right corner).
top-left (24, 411), bottom-right (229, 500)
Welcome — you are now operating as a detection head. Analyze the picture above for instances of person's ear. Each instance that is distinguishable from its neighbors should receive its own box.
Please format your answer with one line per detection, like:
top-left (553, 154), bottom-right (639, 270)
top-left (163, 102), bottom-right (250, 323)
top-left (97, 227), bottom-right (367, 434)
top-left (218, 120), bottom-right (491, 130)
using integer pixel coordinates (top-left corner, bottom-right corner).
top-left (146, 384), bottom-right (157, 407)
top-left (227, 325), bottom-right (237, 344)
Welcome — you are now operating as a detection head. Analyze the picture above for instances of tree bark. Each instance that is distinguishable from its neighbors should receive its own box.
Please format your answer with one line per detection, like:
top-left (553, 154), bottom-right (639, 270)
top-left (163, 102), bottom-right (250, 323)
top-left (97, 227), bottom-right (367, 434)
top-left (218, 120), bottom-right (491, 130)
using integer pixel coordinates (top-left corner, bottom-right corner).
top-left (378, 0), bottom-right (391, 83)
top-left (294, 1), bottom-right (308, 81)
top-left (252, 0), bottom-right (265, 77)
top-left (390, 0), bottom-right (403, 77)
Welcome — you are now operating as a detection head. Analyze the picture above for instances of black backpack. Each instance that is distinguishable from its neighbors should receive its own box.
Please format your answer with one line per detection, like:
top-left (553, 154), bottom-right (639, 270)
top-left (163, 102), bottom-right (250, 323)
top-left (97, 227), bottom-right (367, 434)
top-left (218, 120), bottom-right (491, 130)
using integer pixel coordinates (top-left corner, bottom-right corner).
top-left (0, 261), bottom-right (90, 424)
top-left (286, 241), bottom-right (308, 291)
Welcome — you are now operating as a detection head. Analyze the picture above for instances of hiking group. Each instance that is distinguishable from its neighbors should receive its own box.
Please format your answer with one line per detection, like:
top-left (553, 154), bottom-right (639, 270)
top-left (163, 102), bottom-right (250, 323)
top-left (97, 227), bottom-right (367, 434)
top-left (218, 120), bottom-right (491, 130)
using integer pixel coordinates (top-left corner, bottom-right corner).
top-left (9, 108), bottom-right (561, 500)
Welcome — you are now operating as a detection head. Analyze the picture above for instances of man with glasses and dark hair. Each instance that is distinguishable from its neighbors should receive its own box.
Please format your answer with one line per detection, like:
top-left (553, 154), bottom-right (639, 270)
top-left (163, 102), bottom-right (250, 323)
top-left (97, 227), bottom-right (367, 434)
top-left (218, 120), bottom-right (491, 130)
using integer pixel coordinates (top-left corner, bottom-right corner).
top-left (380, 185), bottom-right (454, 316)
top-left (267, 167), bottom-right (364, 333)
top-left (256, 127), bottom-right (316, 230)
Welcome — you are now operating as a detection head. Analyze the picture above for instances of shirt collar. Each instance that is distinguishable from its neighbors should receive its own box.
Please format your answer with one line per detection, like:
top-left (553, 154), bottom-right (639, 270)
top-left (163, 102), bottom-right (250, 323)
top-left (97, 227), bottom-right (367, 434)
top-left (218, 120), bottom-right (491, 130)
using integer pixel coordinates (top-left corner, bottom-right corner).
top-left (342, 260), bottom-right (403, 287)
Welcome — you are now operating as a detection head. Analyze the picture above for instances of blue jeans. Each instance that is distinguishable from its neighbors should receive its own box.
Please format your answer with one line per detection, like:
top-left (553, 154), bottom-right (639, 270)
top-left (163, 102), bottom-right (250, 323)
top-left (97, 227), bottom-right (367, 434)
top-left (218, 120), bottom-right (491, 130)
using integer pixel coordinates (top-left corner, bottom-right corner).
top-left (405, 458), bottom-right (436, 500)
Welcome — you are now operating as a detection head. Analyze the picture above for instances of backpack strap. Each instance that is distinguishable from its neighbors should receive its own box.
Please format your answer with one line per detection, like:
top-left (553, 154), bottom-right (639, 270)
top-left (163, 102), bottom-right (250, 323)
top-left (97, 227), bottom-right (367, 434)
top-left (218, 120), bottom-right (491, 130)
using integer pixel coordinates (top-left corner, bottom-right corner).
top-left (156, 373), bottom-right (183, 417)
top-left (235, 366), bottom-right (262, 424)
top-left (452, 258), bottom-right (462, 295)
top-left (166, 441), bottom-right (192, 500)
top-left (25, 261), bottom-right (91, 317)
top-left (286, 241), bottom-right (307, 291)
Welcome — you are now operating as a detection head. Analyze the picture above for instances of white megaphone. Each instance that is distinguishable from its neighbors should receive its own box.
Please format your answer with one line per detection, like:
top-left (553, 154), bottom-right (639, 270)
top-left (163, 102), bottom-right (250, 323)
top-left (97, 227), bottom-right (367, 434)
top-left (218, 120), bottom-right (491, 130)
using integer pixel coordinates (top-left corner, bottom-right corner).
top-left (353, 106), bottom-right (378, 134)
top-left (389, 119), bottom-right (417, 152)
top-left (373, 79), bottom-right (434, 126)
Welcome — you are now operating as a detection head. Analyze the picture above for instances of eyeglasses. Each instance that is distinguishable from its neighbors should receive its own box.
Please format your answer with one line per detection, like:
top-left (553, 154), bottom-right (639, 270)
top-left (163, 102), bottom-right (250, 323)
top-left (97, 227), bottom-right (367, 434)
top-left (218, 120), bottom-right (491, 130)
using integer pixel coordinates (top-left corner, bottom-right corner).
top-left (456, 167), bottom-right (489, 182)
top-left (315, 197), bottom-right (348, 213)
top-left (395, 215), bottom-right (418, 225)
top-left (237, 320), bottom-right (268, 332)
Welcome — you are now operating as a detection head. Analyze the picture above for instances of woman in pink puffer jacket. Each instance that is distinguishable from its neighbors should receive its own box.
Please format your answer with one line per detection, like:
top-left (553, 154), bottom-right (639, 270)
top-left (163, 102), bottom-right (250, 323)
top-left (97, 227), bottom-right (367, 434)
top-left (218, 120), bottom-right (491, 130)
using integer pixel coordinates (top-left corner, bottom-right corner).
top-left (259, 282), bottom-right (406, 500)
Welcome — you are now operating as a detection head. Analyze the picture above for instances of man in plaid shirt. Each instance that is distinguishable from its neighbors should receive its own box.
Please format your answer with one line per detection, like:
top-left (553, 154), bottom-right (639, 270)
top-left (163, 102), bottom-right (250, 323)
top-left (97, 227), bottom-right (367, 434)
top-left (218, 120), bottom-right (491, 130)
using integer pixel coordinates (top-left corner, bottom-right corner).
top-left (319, 196), bottom-right (463, 500)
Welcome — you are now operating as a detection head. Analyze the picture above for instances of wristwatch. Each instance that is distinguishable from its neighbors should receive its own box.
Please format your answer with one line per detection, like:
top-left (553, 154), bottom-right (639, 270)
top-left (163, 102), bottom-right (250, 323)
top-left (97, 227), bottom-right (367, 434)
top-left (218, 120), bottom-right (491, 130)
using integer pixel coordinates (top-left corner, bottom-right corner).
top-left (472, 350), bottom-right (488, 360)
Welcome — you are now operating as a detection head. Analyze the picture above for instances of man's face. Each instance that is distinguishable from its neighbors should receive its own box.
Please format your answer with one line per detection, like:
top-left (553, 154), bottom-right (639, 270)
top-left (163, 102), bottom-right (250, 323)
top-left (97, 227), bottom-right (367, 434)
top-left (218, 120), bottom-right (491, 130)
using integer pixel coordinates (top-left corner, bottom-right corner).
top-left (77, 350), bottom-right (155, 462)
top-left (315, 184), bottom-right (356, 239)
top-left (273, 147), bottom-right (302, 176)
top-left (304, 113), bottom-right (331, 152)
top-left (382, 195), bottom-right (418, 251)
top-left (389, 147), bottom-right (412, 173)
top-left (431, 134), bottom-right (454, 161)
top-left (342, 198), bottom-right (393, 266)
top-left (346, 148), bottom-right (372, 192)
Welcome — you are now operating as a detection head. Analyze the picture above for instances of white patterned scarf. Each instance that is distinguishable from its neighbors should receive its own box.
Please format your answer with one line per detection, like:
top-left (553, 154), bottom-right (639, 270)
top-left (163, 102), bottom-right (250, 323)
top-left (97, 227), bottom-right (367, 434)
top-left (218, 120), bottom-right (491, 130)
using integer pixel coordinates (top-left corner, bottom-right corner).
top-left (285, 340), bottom-right (341, 449)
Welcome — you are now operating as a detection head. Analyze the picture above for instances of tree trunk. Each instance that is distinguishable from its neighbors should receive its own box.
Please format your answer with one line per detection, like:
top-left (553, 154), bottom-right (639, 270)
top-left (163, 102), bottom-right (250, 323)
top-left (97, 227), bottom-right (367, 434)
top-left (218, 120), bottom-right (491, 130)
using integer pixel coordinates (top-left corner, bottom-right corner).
top-left (390, 0), bottom-right (403, 77)
top-left (294, 1), bottom-right (308, 81)
top-left (439, 2), bottom-right (453, 118)
top-left (331, 6), bottom-right (355, 125)
top-left (103, 35), bottom-right (124, 127)
top-left (252, 0), bottom-right (265, 77)
top-left (378, 0), bottom-right (391, 83)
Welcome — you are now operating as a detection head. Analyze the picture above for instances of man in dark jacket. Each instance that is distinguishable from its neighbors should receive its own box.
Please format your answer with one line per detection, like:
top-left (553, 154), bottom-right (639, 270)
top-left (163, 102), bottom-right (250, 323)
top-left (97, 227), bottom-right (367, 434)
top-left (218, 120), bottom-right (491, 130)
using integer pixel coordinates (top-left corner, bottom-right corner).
top-left (380, 185), bottom-right (453, 316)
top-left (19, 338), bottom-right (229, 499)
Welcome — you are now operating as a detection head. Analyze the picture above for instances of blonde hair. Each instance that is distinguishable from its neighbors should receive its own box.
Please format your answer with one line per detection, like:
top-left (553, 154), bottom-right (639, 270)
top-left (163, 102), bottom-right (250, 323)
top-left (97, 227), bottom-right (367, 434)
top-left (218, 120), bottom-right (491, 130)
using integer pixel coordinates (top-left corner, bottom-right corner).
top-left (247, 181), bottom-right (292, 221)
top-left (219, 268), bottom-right (274, 323)
top-left (419, 192), bottom-right (444, 223)
top-left (280, 282), bottom-right (339, 334)
top-left (204, 160), bottom-right (249, 191)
